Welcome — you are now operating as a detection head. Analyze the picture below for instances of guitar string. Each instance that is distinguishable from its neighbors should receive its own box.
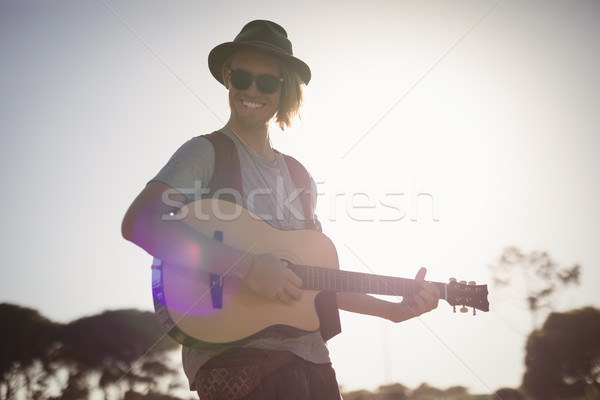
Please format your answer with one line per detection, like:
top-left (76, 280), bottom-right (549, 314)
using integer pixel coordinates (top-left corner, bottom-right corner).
top-left (296, 264), bottom-right (413, 294)
top-left (344, 244), bottom-right (410, 301)
top-left (342, 246), bottom-right (485, 310)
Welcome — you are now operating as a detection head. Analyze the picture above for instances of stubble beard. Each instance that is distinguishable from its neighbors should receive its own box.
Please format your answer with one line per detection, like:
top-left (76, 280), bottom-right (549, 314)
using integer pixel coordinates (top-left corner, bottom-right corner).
top-left (232, 102), bottom-right (277, 132)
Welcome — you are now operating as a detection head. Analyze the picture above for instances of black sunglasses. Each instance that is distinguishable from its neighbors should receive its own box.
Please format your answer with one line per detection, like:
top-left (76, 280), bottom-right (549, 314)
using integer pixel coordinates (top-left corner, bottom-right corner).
top-left (228, 69), bottom-right (283, 94)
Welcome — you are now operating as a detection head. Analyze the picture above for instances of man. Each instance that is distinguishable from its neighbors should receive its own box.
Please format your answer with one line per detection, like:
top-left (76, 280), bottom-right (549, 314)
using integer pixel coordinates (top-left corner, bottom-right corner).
top-left (122, 20), bottom-right (440, 400)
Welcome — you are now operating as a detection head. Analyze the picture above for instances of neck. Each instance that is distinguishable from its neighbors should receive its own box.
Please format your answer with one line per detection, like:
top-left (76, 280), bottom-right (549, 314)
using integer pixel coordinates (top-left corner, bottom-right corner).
top-left (225, 121), bottom-right (274, 160)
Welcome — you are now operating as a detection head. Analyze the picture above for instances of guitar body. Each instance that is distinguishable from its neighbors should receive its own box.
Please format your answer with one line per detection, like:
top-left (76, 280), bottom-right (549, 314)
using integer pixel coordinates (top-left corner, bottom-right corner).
top-left (153, 199), bottom-right (340, 345)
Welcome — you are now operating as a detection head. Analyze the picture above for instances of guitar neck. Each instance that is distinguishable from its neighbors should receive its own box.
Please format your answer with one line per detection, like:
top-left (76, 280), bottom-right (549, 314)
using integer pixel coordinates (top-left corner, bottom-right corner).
top-left (289, 265), bottom-right (447, 300)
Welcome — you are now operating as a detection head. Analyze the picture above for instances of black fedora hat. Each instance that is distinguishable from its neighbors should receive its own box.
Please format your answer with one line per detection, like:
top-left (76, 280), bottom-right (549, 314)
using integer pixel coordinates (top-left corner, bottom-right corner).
top-left (208, 20), bottom-right (311, 86)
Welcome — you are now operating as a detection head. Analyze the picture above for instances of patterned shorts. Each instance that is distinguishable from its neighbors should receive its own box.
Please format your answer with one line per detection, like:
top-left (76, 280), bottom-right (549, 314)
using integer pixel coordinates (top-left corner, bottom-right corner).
top-left (194, 348), bottom-right (342, 400)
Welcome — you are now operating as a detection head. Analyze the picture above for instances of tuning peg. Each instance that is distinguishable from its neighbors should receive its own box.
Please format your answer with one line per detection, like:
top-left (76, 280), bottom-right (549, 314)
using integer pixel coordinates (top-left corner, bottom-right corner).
top-left (460, 306), bottom-right (468, 313)
top-left (468, 281), bottom-right (476, 286)
top-left (450, 278), bottom-right (457, 313)
top-left (459, 280), bottom-right (467, 285)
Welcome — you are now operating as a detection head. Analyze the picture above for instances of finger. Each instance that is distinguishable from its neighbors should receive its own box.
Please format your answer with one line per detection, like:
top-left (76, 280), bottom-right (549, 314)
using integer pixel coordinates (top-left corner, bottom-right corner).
top-left (419, 290), bottom-right (435, 307)
top-left (409, 296), bottom-right (428, 316)
top-left (415, 267), bottom-right (427, 281)
top-left (416, 280), bottom-right (438, 297)
top-left (414, 269), bottom-right (440, 301)
top-left (283, 267), bottom-right (303, 288)
top-left (417, 288), bottom-right (439, 310)
top-left (284, 285), bottom-right (303, 301)
top-left (277, 290), bottom-right (296, 306)
top-left (429, 284), bottom-right (441, 302)
top-left (275, 292), bottom-right (288, 305)
top-left (425, 281), bottom-right (440, 301)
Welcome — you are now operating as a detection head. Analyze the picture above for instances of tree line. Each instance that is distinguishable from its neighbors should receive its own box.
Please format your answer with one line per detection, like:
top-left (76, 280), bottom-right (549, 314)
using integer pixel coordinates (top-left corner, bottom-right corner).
top-left (0, 304), bottom-right (183, 399)
top-left (2, 302), bottom-right (599, 400)
top-left (342, 306), bottom-right (600, 400)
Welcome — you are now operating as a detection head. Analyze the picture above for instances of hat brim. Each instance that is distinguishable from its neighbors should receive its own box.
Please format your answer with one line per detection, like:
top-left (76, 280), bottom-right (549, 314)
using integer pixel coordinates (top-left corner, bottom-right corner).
top-left (208, 42), bottom-right (311, 86)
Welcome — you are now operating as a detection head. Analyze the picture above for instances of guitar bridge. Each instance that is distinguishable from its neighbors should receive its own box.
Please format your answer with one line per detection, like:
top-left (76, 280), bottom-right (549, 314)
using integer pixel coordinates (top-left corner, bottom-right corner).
top-left (209, 274), bottom-right (223, 309)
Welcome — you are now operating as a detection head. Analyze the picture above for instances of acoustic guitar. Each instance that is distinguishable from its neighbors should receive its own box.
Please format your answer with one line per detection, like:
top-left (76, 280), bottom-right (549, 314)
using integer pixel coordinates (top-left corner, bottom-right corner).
top-left (152, 199), bottom-right (489, 346)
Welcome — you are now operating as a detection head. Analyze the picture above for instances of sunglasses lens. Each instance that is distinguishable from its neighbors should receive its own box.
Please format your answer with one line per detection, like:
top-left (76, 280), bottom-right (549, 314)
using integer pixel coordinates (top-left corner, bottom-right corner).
top-left (230, 69), bottom-right (253, 91)
top-left (229, 69), bottom-right (282, 94)
top-left (256, 75), bottom-right (281, 94)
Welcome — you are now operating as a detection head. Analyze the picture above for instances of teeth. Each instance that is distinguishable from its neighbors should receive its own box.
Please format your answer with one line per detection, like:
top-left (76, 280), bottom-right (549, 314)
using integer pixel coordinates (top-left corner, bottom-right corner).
top-left (242, 100), bottom-right (264, 109)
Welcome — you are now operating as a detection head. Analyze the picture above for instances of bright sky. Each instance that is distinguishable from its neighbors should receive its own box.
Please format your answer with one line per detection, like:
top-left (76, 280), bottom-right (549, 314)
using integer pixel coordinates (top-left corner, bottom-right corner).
top-left (1, 0), bottom-right (599, 396)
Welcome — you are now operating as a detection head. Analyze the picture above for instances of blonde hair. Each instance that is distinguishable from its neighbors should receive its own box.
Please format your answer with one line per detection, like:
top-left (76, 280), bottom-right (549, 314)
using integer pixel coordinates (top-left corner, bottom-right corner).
top-left (275, 60), bottom-right (304, 130)
top-left (221, 51), bottom-right (305, 130)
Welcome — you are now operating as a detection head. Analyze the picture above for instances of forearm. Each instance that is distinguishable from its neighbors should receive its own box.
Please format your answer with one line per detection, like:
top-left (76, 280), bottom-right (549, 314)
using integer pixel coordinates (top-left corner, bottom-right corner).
top-left (131, 215), bottom-right (252, 279)
top-left (122, 182), bottom-right (253, 279)
top-left (336, 292), bottom-right (417, 323)
top-left (336, 267), bottom-right (440, 322)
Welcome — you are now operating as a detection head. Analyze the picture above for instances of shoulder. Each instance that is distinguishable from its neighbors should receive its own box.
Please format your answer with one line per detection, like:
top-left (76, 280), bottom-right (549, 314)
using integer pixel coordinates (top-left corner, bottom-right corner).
top-left (200, 130), bottom-right (233, 148)
top-left (182, 135), bottom-right (214, 152)
top-left (165, 135), bottom-right (216, 164)
top-left (152, 134), bottom-right (216, 192)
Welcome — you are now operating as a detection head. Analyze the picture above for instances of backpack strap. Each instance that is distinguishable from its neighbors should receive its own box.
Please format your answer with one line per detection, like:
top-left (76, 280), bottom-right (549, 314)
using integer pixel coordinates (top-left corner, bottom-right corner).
top-left (281, 154), bottom-right (322, 232)
top-left (202, 131), bottom-right (243, 204)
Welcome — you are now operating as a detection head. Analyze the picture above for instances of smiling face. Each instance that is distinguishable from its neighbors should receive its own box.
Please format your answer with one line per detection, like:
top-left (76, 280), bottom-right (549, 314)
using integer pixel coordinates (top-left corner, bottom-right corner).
top-left (224, 50), bottom-right (282, 133)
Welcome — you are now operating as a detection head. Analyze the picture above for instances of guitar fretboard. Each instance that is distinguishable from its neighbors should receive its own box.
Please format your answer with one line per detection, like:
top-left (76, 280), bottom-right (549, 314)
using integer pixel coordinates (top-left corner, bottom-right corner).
top-left (289, 265), bottom-right (447, 300)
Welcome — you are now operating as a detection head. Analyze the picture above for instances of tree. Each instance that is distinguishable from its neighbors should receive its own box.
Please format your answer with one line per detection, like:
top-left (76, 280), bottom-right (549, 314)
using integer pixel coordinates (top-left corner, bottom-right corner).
top-left (522, 307), bottom-right (600, 399)
top-left (342, 389), bottom-right (377, 400)
top-left (443, 386), bottom-right (469, 398)
top-left (0, 303), bottom-right (60, 400)
top-left (490, 388), bottom-right (525, 400)
top-left (378, 383), bottom-right (409, 399)
top-left (489, 247), bottom-right (580, 328)
top-left (59, 309), bottom-right (181, 398)
top-left (0, 305), bottom-right (185, 399)
top-left (412, 383), bottom-right (443, 399)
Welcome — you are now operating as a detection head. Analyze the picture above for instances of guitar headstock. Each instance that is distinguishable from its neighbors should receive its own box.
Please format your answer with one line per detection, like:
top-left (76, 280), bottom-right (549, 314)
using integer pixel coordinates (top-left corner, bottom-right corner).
top-left (444, 278), bottom-right (489, 315)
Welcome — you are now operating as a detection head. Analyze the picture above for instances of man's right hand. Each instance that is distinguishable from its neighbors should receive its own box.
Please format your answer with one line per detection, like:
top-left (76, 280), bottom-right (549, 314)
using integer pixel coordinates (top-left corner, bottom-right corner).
top-left (244, 253), bottom-right (303, 306)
